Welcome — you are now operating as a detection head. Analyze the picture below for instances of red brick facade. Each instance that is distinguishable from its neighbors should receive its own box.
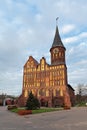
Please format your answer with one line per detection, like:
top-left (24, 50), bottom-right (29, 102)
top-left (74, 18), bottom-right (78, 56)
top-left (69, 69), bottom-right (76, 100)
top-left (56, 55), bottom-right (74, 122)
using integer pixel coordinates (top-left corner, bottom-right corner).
top-left (18, 25), bottom-right (75, 108)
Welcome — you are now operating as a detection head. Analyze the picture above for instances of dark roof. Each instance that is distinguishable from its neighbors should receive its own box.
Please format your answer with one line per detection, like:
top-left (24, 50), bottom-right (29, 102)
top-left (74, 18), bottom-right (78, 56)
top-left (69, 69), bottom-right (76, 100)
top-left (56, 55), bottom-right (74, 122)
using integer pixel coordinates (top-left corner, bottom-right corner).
top-left (31, 56), bottom-right (39, 65)
top-left (52, 26), bottom-right (65, 48)
top-left (68, 84), bottom-right (75, 91)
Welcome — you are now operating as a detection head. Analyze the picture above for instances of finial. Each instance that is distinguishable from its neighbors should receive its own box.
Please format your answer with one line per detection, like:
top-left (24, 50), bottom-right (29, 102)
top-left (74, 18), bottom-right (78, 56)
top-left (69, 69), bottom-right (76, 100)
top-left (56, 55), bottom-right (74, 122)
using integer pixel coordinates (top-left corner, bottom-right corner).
top-left (56, 17), bottom-right (59, 26)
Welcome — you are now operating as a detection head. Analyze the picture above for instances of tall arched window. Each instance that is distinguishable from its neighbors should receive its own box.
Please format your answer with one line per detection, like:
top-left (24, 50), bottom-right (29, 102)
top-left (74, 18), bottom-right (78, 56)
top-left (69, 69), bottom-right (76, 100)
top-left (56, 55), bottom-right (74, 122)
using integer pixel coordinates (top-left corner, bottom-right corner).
top-left (46, 90), bottom-right (49, 96)
top-left (56, 89), bottom-right (60, 96)
top-left (24, 90), bottom-right (28, 97)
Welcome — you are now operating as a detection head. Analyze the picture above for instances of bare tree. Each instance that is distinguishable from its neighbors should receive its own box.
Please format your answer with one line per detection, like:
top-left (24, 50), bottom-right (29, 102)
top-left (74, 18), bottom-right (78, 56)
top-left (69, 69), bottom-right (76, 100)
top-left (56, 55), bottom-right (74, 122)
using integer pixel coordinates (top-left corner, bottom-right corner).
top-left (76, 84), bottom-right (87, 105)
top-left (77, 84), bottom-right (84, 96)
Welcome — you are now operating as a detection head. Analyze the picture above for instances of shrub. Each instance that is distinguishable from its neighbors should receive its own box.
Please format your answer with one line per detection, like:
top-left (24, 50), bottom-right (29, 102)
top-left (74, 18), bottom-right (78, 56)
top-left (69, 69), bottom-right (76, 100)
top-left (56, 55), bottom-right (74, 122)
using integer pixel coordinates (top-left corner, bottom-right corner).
top-left (18, 110), bottom-right (32, 115)
top-left (77, 101), bottom-right (87, 107)
top-left (26, 92), bottom-right (40, 110)
top-left (7, 105), bottom-right (17, 110)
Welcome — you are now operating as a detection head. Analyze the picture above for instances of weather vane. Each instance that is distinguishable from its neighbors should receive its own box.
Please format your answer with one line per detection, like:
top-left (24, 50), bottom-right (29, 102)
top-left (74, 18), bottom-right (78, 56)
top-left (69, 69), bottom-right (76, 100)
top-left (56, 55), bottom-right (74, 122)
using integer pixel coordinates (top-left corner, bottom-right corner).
top-left (56, 17), bottom-right (59, 26)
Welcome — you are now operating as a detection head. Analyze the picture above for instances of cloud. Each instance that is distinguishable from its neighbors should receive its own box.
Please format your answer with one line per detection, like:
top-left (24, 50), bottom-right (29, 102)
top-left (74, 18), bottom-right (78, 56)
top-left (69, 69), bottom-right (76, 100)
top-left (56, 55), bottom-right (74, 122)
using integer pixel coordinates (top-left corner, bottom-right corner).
top-left (61, 24), bottom-right (76, 34)
top-left (66, 41), bottom-right (87, 91)
top-left (79, 32), bottom-right (87, 38)
top-left (0, 71), bottom-right (23, 95)
top-left (66, 42), bottom-right (87, 62)
top-left (75, 60), bottom-right (87, 68)
top-left (68, 68), bottom-right (87, 86)
top-left (63, 31), bottom-right (87, 44)
top-left (55, 0), bottom-right (87, 25)
top-left (63, 36), bottom-right (78, 44)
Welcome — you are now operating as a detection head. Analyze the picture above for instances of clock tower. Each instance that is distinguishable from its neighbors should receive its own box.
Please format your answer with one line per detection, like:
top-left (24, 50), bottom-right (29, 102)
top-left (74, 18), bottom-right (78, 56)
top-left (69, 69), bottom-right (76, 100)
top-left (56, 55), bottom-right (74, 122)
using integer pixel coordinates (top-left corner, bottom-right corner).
top-left (50, 25), bottom-right (66, 65)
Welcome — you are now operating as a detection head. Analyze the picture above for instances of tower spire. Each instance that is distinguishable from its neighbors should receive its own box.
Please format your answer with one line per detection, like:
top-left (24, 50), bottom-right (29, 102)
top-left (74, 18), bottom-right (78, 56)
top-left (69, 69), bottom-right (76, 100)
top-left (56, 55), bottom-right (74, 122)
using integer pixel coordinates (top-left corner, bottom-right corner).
top-left (51, 19), bottom-right (65, 48)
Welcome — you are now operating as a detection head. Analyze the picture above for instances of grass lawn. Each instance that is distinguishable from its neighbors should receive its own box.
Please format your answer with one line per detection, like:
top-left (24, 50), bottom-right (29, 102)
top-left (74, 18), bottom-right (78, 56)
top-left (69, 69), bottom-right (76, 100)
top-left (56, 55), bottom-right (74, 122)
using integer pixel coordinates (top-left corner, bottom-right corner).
top-left (11, 107), bottom-right (63, 114)
top-left (32, 107), bottom-right (63, 114)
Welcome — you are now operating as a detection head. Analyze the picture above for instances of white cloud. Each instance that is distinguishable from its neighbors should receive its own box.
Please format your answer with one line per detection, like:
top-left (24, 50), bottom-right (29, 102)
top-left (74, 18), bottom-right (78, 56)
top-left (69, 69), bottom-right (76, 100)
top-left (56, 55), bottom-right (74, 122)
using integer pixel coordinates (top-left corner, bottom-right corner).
top-left (68, 68), bottom-right (87, 85)
top-left (63, 36), bottom-right (78, 44)
top-left (67, 42), bottom-right (87, 61)
top-left (61, 24), bottom-right (76, 34)
top-left (0, 71), bottom-right (23, 95)
top-left (79, 32), bottom-right (87, 38)
top-left (55, 0), bottom-right (87, 25)
top-left (63, 31), bottom-right (87, 44)
top-left (75, 60), bottom-right (87, 67)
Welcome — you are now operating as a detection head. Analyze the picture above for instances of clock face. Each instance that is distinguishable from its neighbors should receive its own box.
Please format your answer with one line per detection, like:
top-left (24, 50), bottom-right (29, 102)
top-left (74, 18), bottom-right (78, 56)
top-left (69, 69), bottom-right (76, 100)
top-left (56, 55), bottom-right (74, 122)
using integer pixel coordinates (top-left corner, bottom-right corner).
top-left (53, 48), bottom-right (59, 53)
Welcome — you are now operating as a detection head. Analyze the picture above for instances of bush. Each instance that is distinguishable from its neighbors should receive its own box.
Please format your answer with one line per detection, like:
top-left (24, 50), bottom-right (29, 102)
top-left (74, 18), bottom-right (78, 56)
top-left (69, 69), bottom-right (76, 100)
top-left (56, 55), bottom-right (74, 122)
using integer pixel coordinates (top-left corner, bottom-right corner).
top-left (18, 110), bottom-right (32, 115)
top-left (77, 101), bottom-right (87, 107)
top-left (26, 92), bottom-right (40, 110)
top-left (7, 105), bottom-right (17, 110)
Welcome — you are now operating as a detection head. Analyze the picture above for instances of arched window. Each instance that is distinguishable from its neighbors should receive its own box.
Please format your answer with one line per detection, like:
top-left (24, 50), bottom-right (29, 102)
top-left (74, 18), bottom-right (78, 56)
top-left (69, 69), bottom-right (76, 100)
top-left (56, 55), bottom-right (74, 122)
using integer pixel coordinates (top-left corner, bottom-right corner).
top-left (53, 89), bottom-right (56, 96)
top-left (39, 89), bottom-right (46, 96)
top-left (46, 90), bottom-right (49, 96)
top-left (56, 89), bottom-right (60, 96)
top-left (59, 52), bottom-right (61, 57)
top-left (24, 90), bottom-right (28, 97)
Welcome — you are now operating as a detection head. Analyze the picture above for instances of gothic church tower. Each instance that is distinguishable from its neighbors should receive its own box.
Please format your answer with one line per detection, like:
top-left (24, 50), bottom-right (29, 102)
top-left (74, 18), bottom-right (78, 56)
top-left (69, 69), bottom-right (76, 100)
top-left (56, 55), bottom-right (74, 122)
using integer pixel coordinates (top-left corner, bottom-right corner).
top-left (50, 24), bottom-right (71, 108)
top-left (50, 25), bottom-right (65, 65)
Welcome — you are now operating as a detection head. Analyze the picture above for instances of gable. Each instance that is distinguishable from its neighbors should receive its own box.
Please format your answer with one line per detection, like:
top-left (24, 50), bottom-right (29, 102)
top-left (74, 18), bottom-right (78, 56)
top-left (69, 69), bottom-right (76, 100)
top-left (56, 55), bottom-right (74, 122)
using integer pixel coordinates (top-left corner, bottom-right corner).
top-left (24, 56), bottom-right (38, 69)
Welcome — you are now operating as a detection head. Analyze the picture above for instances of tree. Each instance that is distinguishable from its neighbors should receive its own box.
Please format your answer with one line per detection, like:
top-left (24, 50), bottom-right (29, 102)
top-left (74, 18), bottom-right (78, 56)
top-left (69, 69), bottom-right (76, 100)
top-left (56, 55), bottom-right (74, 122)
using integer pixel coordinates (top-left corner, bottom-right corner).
top-left (77, 84), bottom-right (87, 96)
top-left (76, 84), bottom-right (87, 105)
top-left (26, 92), bottom-right (40, 110)
top-left (77, 84), bottom-right (83, 96)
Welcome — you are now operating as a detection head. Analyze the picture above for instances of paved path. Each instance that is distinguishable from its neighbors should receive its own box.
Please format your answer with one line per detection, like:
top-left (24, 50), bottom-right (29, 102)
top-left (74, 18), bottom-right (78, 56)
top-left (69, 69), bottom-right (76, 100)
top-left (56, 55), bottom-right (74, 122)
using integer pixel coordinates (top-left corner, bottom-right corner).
top-left (0, 107), bottom-right (87, 130)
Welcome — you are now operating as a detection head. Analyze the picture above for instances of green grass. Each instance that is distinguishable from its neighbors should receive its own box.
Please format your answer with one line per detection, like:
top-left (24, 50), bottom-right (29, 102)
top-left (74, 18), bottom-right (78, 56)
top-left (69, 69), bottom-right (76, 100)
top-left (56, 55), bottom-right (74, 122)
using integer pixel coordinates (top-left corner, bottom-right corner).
top-left (11, 107), bottom-right (25, 113)
top-left (10, 107), bottom-right (63, 114)
top-left (32, 108), bottom-right (63, 114)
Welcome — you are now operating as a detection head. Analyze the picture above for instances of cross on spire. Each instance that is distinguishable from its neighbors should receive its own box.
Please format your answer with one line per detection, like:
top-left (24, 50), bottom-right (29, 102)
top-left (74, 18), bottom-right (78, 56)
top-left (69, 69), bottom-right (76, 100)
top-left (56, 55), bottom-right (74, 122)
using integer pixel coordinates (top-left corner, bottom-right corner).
top-left (56, 17), bottom-right (59, 26)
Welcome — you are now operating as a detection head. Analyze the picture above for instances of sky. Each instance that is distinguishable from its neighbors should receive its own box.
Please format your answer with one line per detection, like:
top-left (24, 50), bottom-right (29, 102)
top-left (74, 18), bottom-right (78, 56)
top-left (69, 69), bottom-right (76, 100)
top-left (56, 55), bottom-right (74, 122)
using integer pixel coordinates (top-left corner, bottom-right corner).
top-left (0, 0), bottom-right (87, 96)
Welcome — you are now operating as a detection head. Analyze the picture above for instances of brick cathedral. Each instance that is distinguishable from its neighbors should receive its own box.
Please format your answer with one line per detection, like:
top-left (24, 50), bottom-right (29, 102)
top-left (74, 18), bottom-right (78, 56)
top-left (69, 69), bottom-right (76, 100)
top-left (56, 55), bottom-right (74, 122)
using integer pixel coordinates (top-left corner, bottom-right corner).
top-left (18, 24), bottom-right (75, 108)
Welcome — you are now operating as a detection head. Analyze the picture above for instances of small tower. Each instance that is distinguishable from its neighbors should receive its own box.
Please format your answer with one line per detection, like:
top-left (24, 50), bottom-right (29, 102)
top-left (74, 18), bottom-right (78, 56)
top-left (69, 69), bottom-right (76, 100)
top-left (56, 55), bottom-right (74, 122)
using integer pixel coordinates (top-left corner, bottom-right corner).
top-left (50, 25), bottom-right (66, 65)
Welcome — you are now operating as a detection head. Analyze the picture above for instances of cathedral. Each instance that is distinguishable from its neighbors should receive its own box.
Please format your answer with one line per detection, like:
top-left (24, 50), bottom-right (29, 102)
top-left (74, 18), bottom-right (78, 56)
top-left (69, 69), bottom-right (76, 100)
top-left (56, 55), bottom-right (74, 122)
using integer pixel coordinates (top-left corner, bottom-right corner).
top-left (18, 24), bottom-right (75, 108)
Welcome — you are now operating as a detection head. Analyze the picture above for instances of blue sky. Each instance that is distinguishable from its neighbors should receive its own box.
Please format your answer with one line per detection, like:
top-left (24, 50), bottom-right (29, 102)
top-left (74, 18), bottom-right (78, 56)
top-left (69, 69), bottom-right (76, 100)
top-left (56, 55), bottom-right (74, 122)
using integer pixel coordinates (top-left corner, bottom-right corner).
top-left (0, 0), bottom-right (87, 96)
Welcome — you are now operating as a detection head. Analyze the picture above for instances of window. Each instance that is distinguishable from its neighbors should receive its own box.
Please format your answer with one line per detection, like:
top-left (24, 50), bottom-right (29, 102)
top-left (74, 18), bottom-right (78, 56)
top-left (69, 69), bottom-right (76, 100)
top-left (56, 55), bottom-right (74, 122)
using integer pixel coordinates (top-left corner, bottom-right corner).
top-left (60, 80), bottom-right (62, 85)
top-left (59, 52), bottom-right (61, 57)
top-left (24, 90), bottom-right (28, 97)
top-left (56, 90), bottom-right (60, 96)
top-left (53, 89), bottom-right (56, 96)
top-left (46, 90), bottom-right (49, 96)
top-left (39, 89), bottom-right (45, 96)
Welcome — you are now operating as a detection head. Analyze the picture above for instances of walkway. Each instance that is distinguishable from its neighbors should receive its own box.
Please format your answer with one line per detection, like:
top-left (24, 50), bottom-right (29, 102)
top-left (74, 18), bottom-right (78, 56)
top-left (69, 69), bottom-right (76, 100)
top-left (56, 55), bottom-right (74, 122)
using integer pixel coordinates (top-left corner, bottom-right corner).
top-left (0, 107), bottom-right (87, 130)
